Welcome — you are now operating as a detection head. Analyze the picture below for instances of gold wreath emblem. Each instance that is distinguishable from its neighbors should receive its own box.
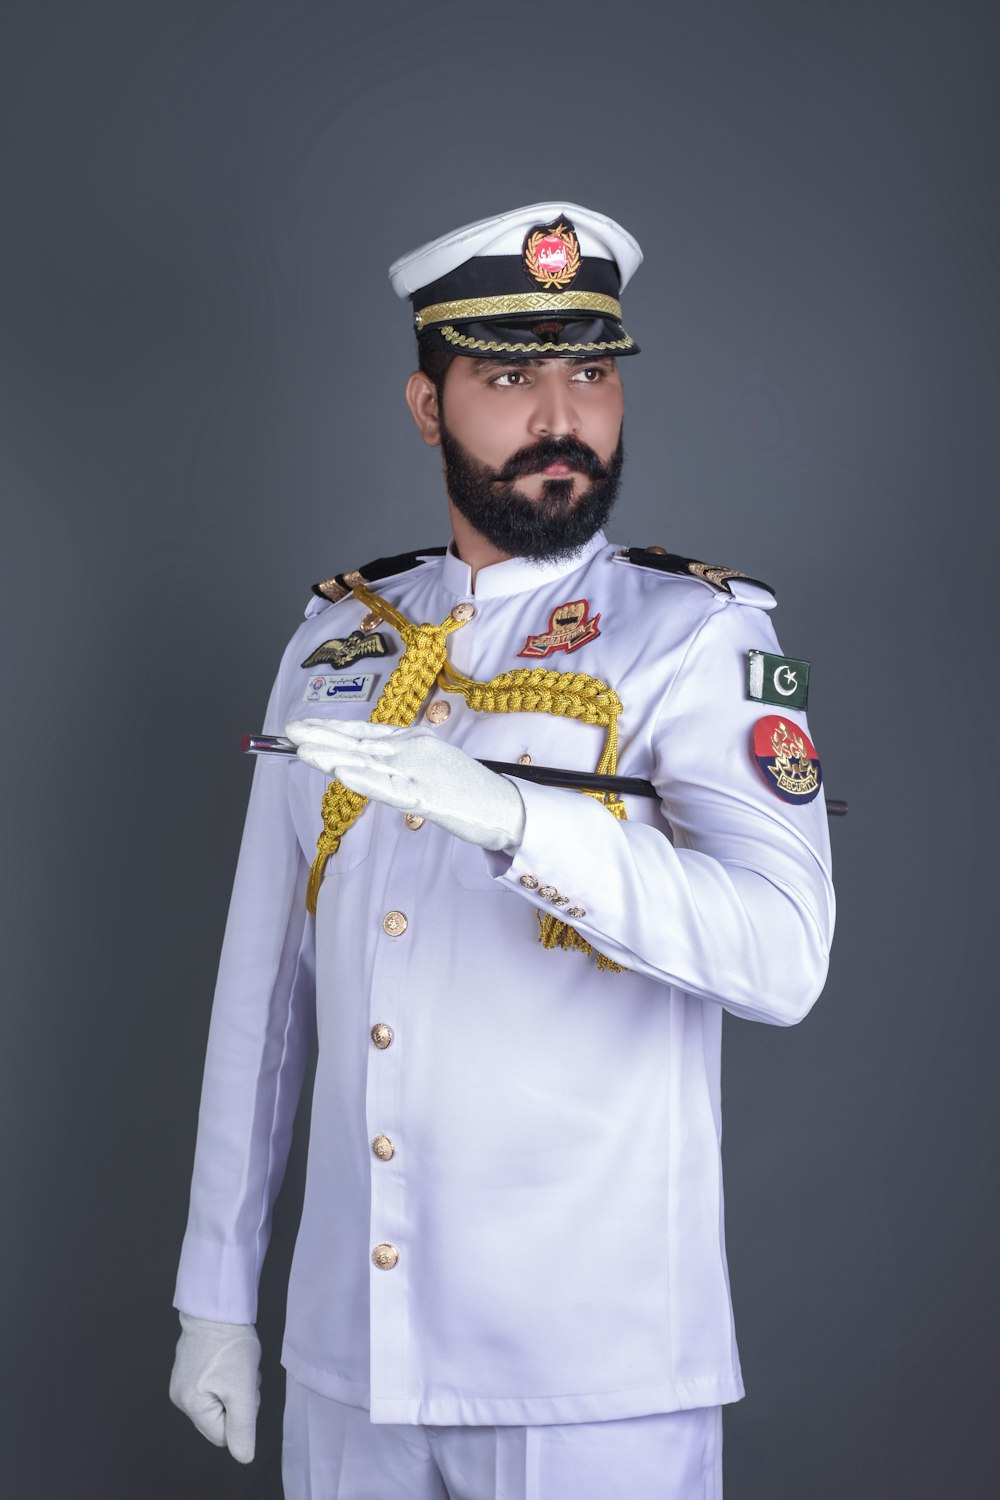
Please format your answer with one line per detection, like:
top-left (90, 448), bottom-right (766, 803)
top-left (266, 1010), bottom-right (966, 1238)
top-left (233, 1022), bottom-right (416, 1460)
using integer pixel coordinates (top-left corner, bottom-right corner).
top-left (523, 222), bottom-right (582, 289)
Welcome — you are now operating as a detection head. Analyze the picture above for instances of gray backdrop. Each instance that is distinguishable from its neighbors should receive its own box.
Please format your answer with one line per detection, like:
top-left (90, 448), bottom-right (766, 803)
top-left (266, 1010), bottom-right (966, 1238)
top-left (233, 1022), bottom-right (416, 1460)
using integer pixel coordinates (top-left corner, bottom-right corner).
top-left (2, 1), bottom-right (997, 1496)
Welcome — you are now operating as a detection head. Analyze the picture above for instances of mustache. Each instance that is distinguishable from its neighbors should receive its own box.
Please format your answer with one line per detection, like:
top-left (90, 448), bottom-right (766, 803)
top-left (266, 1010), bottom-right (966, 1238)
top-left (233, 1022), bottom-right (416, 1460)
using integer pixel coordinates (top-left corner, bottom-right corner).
top-left (493, 437), bottom-right (610, 482)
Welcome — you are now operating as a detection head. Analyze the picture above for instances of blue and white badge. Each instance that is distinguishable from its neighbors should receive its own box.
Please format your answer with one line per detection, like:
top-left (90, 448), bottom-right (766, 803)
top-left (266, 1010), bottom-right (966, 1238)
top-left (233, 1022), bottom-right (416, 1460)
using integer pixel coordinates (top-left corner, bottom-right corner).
top-left (303, 673), bottom-right (378, 703)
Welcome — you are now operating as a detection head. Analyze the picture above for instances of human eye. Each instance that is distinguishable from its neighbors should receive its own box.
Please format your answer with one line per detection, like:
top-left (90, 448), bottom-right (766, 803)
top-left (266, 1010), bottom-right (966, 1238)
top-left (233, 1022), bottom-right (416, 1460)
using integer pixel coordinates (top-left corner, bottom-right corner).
top-left (491, 368), bottom-right (530, 387)
top-left (570, 364), bottom-right (606, 382)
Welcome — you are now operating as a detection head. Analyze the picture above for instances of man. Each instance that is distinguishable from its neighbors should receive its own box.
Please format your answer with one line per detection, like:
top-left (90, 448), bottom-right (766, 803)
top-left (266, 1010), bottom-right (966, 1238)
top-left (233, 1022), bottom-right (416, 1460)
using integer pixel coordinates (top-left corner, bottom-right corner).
top-left (170, 203), bottom-right (835, 1499)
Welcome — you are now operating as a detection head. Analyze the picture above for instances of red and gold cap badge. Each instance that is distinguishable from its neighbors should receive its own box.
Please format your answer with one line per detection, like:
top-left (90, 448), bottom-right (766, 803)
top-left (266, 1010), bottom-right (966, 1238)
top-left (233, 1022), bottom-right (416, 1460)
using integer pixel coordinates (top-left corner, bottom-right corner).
top-left (522, 218), bottom-right (582, 290)
top-left (752, 716), bottom-right (822, 805)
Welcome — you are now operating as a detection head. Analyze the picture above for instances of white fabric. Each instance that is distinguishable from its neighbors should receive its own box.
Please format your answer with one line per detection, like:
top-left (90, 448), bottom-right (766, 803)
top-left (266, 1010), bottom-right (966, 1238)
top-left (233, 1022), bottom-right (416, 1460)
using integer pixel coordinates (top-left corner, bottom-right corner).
top-left (388, 202), bottom-right (643, 297)
top-left (174, 533), bottom-right (834, 1426)
top-left (437, 530), bottom-right (613, 601)
top-left (282, 1373), bottom-right (722, 1500)
top-left (283, 721), bottom-right (526, 854)
top-left (169, 1312), bottom-right (261, 1463)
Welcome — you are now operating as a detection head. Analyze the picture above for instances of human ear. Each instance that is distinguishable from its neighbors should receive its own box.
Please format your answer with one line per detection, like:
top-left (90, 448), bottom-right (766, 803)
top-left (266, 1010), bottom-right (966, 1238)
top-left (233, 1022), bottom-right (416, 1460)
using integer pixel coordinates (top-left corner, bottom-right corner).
top-left (405, 371), bottom-right (442, 447)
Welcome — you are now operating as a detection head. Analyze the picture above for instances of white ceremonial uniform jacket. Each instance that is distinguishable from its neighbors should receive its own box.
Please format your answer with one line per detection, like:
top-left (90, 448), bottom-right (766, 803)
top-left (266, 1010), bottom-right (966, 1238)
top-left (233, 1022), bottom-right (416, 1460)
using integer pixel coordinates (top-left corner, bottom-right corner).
top-left (175, 531), bottom-right (835, 1426)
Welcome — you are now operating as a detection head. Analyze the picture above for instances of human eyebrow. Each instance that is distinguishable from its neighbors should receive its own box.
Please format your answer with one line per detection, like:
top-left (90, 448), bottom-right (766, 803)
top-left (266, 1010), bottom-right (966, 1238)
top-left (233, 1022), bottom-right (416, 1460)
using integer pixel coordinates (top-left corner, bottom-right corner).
top-left (471, 358), bottom-right (543, 373)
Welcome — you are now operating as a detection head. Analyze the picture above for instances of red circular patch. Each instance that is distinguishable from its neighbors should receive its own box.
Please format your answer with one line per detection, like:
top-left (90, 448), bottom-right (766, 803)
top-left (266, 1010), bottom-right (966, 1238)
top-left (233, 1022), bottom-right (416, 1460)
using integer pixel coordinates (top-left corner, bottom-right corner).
top-left (751, 715), bottom-right (822, 804)
top-left (535, 235), bottom-right (568, 272)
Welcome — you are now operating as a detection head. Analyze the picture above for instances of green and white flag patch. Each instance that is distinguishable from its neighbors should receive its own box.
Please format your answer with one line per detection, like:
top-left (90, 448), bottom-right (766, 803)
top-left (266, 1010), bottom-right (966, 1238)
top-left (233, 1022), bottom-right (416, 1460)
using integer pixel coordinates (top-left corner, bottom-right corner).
top-left (746, 650), bottom-right (810, 710)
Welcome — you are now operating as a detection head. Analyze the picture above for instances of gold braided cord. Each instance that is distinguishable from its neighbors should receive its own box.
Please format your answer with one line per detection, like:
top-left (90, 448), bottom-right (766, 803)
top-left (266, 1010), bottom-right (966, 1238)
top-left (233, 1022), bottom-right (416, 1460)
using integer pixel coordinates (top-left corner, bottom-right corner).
top-left (438, 325), bottom-right (635, 354)
top-left (414, 291), bottom-right (623, 330)
top-left (437, 661), bottom-right (622, 779)
top-left (438, 663), bottom-right (627, 968)
top-left (307, 588), bottom-right (629, 971)
top-left (305, 587), bottom-right (468, 913)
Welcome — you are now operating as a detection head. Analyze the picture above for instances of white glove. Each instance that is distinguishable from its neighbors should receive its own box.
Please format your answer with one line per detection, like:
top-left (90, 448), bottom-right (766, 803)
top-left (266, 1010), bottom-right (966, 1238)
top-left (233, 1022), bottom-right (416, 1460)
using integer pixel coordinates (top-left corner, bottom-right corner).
top-left (169, 1312), bottom-right (261, 1464)
top-left (284, 719), bottom-right (526, 854)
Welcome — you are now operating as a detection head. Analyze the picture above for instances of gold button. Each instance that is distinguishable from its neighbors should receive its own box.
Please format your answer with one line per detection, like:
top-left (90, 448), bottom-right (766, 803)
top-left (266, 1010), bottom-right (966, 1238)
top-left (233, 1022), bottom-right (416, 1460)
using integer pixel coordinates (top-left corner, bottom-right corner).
top-left (404, 813), bottom-right (425, 830)
top-left (517, 753), bottom-right (532, 765)
top-left (372, 1135), bottom-right (395, 1161)
top-left (566, 906), bottom-right (586, 918)
top-left (343, 569), bottom-right (366, 588)
top-left (425, 700), bottom-right (451, 724)
top-left (519, 874), bottom-right (539, 890)
top-left (452, 602), bottom-right (476, 623)
top-left (371, 1023), bottom-right (394, 1049)
top-left (383, 910), bottom-right (408, 937)
top-left (550, 894), bottom-right (571, 907)
top-left (372, 1243), bottom-right (399, 1270)
top-left (360, 609), bottom-right (383, 633)
top-left (537, 885), bottom-right (558, 900)
top-left (646, 545), bottom-right (667, 554)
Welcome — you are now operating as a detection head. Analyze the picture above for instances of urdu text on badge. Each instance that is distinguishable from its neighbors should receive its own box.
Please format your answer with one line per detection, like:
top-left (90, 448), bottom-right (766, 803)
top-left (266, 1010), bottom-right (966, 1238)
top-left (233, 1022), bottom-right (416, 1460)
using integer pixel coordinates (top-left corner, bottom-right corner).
top-left (303, 673), bottom-right (378, 703)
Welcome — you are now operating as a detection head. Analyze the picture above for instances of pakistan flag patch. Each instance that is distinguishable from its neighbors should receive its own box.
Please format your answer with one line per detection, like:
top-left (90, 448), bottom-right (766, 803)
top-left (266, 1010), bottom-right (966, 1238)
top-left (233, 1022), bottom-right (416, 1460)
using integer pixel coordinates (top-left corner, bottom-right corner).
top-left (746, 650), bottom-right (810, 710)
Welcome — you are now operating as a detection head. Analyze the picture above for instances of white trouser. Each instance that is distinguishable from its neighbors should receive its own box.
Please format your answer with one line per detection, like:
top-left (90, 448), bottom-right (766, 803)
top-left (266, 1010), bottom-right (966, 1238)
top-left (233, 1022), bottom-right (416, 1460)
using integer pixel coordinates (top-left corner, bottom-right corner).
top-left (282, 1374), bottom-right (722, 1500)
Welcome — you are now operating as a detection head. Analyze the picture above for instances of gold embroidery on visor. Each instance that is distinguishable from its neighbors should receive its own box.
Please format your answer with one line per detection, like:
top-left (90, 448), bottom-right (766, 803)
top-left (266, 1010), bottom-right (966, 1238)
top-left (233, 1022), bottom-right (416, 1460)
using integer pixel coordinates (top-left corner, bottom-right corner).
top-left (414, 290), bottom-right (623, 330)
top-left (438, 325), bottom-right (635, 354)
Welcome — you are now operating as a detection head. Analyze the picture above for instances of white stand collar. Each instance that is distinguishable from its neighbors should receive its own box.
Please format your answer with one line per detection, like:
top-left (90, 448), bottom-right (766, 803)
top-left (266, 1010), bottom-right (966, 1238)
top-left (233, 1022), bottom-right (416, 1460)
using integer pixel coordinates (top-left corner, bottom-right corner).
top-left (439, 531), bottom-right (607, 600)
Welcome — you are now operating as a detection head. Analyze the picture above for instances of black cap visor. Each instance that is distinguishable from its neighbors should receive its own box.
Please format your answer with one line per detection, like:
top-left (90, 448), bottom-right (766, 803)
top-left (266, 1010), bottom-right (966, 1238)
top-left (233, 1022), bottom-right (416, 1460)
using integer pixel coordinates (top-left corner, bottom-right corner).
top-left (431, 315), bottom-right (639, 358)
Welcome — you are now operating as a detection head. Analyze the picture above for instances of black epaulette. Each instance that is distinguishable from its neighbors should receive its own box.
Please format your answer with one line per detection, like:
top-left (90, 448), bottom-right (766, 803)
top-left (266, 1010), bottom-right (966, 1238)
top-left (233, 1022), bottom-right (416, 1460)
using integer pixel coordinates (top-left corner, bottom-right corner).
top-left (312, 546), bottom-right (448, 603)
top-left (617, 546), bottom-right (775, 599)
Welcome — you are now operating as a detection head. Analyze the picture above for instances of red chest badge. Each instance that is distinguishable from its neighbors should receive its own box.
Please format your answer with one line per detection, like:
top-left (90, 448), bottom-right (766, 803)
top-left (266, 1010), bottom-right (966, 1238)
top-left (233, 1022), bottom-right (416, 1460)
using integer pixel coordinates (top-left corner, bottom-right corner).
top-left (752, 715), bottom-right (822, 804)
top-left (517, 598), bottom-right (601, 658)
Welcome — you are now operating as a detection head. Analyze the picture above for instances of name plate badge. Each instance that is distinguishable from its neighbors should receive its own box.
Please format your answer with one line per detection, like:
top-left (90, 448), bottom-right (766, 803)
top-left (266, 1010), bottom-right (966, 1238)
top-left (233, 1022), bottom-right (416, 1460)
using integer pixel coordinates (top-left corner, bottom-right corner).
top-left (303, 673), bottom-right (378, 703)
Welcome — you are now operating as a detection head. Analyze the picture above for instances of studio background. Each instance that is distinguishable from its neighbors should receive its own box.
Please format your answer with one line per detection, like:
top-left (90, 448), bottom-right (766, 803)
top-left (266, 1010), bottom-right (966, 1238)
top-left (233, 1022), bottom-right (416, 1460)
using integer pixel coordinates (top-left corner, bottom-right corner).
top-left (2, 2), bottom-right (996, 1496)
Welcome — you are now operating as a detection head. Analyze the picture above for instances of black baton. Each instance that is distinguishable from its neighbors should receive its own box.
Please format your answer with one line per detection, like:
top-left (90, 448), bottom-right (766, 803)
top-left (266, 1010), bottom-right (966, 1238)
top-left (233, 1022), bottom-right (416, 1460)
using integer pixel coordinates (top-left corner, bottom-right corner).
top-left (242, 735), bottom-right (847, 817)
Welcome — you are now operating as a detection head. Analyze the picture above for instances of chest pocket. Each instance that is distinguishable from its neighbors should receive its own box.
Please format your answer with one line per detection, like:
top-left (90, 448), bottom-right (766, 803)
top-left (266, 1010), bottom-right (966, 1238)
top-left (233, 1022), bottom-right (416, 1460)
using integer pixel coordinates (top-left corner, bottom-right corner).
top-left (283, 688), bottom-right (382, 871)
top-left (286, 761), bottom-right (376, 873)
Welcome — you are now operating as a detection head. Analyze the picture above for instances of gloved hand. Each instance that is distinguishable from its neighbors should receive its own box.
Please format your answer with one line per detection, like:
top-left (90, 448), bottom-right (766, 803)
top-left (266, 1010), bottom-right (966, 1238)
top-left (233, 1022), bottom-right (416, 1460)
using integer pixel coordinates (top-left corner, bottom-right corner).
top-left (284, 719), bottom-right (526, 854)
top-left (169, 1312), bottom-right (261, 1464)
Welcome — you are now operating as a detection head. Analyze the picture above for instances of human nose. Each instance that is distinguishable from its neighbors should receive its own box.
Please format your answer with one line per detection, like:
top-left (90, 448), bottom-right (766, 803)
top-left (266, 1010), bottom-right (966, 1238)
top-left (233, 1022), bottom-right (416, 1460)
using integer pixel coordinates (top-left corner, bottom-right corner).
top-left (527, 375), bottom-right (580, 438)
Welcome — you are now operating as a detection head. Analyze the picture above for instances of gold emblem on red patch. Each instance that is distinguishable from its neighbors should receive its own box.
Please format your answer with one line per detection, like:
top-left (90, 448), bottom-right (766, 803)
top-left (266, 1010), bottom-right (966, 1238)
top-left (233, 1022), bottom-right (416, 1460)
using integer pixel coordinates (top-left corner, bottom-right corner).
top-left (522, 219), bottom-right (581, 290)
top-left (752, 715), bottom-right (822, 804)
top-left (517, 598), bottom-right (601, 658)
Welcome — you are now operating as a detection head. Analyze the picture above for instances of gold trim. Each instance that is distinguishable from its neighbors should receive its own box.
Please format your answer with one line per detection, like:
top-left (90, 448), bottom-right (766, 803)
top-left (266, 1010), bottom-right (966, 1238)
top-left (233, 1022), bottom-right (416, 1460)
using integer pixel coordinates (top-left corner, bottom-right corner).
top-left (438, 325), bottom-right (634, 355)
top-left (414, 291), bottom-right (622, 330)
top-left (315, 577), bottom-right (350, 603)
top-left (687, 562), bottom-right (747, 592)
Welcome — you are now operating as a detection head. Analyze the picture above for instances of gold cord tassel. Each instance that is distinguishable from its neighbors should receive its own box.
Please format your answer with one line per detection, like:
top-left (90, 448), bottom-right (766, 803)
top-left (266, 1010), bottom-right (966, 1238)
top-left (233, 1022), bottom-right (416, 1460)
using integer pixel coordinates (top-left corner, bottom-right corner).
top-left (533, 786), bottom-right (628, 969)
top-left (305, 588), bottom-right (631, 971)
top-left (536, 912), bottom-right (627, 972)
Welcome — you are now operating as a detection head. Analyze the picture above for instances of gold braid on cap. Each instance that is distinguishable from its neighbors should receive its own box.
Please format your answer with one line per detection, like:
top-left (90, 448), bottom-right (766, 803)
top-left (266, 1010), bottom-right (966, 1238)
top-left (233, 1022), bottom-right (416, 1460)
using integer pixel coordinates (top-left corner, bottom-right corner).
top-left (437, 325), bottom-right (635, 354)
top-left (306, 586), bottom-right (628, 973)
top-left (414, 290), bottom-right (623, 330)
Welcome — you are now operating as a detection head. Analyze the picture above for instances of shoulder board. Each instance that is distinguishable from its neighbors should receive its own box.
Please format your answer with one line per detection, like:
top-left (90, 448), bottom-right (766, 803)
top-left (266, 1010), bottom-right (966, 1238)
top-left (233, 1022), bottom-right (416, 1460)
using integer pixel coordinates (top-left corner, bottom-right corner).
top-left (312, 546), bottom-right (448, 604)
top-left (616, 546), bottom-right (775, 600)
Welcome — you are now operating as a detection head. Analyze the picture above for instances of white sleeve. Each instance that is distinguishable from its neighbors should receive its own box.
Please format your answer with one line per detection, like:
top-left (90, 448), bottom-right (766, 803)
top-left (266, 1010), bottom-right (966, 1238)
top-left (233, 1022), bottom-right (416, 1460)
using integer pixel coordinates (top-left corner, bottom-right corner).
top-left (494, 597), bottom-right (835, 1026)
top-left (174, 630), bottom-right (316, 1322)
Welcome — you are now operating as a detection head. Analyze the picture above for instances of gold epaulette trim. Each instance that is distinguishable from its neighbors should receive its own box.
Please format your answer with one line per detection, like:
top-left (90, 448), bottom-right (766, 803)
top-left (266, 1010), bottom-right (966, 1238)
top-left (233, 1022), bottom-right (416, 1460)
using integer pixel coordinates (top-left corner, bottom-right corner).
top-left (617, 548), bottom-right (774, 599)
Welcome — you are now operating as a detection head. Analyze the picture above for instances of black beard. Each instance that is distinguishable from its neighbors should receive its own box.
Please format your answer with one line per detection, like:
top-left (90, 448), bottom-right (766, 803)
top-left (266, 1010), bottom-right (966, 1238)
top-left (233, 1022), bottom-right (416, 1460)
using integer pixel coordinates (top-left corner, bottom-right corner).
top-left (439, 421), bottom-right (624, 563)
